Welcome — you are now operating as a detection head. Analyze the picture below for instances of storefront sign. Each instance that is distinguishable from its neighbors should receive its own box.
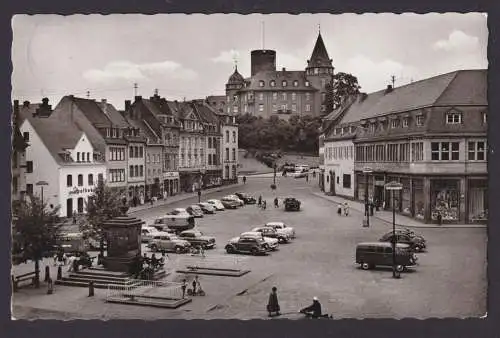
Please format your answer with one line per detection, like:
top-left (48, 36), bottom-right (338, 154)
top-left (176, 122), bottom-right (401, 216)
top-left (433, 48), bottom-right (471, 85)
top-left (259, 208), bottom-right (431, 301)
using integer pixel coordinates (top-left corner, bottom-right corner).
top-left (163, 172), bottom-right (179, 179)
top-left (68, 187), bottom-right (94, 195)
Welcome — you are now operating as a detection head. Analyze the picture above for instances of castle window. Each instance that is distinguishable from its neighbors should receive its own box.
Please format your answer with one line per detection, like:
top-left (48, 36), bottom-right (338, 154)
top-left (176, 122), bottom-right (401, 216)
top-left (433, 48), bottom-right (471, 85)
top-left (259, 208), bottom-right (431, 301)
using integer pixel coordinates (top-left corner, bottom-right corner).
top-left (282, 80), bottom-right (287, 87)
top-left (259, 80), bottom-right (265, 87)
top-left (293, 80), bottom-right (299, 87)
top-left (270, 80), bottom-right (276, 87)
top-left (305, 81), bottom-right (310, 87)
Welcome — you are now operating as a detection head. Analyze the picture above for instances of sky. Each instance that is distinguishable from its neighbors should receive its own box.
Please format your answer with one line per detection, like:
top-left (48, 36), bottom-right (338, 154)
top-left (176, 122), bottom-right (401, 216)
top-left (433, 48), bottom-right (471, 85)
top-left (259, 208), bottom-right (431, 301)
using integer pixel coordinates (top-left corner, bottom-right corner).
top-left (12, 13), bottom-right (488, 110)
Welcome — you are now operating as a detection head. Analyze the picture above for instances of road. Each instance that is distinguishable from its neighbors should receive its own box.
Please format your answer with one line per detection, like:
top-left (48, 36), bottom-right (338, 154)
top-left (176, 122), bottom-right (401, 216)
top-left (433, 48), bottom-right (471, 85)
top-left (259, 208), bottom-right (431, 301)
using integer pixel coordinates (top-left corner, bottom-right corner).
top-left (12, 174), bottom-right (487, 320)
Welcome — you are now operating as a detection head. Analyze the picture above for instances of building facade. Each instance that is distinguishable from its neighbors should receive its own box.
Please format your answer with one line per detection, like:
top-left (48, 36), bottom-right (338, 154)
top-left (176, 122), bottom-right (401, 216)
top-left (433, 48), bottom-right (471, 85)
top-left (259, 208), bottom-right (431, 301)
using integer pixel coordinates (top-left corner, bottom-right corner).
top-left (12, 100), bottom-right (29, 207)
top-left (19, 105), bottom-right (106, 218)
top-left (221, 31), bottom-right (334, 119)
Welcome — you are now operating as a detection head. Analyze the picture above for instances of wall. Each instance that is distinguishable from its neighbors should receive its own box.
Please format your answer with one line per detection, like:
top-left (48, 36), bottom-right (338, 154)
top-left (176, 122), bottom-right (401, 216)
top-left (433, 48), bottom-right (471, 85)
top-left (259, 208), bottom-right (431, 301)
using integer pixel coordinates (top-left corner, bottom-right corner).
top-left (145, 145), bottom-right (163, 185)
top-left (20, 119), bottom-right (60, 211)
top-left (106, 144), bottom-right (128, 189)
top-left (323, 139), bottom-right (355, 197)
top-left (222, 124), bottom-right (239, 179)
top-left (127, 142), bottom-right (146, 184)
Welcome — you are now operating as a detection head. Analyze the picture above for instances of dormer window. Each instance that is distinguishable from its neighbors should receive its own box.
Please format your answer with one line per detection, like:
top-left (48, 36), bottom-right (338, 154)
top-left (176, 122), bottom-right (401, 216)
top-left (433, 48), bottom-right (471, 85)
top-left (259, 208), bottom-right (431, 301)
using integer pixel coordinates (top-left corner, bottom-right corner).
top-left (259, 80), bottom-right (265, 87)
top-left (106, 128), bottom-right (110, 137)
top-left (112, 129), bottom-right (117, 138)
top-left (370, 123), bottom-right (376, 133)
top-left (270, 80), bottom-right (276, 87)
top-left (403, 118), bottom-right (409, 127)
top-left (416, 115), bottom-right (424, 126)
top-left (446, 111), bottom-right (462, 124)
top-left (282, 80), bottom-right (287, 87)
top-left (391, 119), bottom-right (399, 129)
top-left (482, 112), bottom-right (487, 125)
top-left (293, 80), bottom-right (299, 87)
top-left (305, 81), bottom-right (310, 87)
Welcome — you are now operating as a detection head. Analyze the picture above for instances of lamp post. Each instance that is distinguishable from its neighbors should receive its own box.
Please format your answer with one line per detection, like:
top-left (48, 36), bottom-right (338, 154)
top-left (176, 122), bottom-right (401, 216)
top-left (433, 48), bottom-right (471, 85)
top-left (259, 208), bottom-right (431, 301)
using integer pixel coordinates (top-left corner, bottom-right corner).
top-left (362, 168), bottom-right (373, 227)
top-left (35, 180), bottom-right (49, 288)
top-left (198, 168), bottom-right (206, 203)
top-left (384, 181), bottom-right (403, 279)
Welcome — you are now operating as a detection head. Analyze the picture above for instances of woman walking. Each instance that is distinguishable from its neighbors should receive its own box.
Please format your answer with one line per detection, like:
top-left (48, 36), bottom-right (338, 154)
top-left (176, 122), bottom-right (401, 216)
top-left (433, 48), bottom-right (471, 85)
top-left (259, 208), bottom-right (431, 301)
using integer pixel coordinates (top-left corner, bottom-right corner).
top-left (267, 286), bottom-right (281, 317)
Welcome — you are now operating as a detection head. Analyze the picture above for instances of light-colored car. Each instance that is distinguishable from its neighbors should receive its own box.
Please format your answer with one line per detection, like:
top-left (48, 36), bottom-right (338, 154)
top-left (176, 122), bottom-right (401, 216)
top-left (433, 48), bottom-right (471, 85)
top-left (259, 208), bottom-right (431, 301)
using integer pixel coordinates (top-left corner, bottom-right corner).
top-left (265, 221), bottom-right (296, 239)
top-left (197, 202), bottom-right (216, 214)
top-left (224, 195), bottom-right (245, 206)
top-left (240, 231), bottom-right (279, 251)
top-left (186, 205), bottom-right (204, 218)
top-left (172, 208), bottom-right (190, 215)
top-left (141, 226), bottom-right (167, 243)
top-left (148, 234), bottom-right (191, 254)
top-left (206, 199), bottom-right (225, 211)
top-left (251, 226), bottom-right (290, 243)
top-left (154, 210), bottom-right (195, 232)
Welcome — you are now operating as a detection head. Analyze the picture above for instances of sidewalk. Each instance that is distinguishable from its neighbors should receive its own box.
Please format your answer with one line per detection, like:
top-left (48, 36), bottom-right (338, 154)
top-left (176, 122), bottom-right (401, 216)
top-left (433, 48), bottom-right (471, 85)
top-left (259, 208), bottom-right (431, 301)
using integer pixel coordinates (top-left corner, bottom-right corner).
top-left (311, 191), bottom-right (486, 229)
top-left (128, 182), bottom-right (243, 214)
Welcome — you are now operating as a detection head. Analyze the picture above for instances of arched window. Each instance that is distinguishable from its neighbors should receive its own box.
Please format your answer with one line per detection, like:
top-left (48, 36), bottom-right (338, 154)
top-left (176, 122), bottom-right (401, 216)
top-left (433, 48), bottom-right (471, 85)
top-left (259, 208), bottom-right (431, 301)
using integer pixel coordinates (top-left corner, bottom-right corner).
top-left (270, 80), bottom-right (276, 87)
top-left (88, 174), bottom-right (94, 186)
top-left (67, 174), bottom-right (72, 187)
top-left (77, 197), bottom-right (84, 213)
top-left (78, 174), bottom-right (83, 186)
top-left (259, 80), bottom-right (265, 87)
top-left (232, 131), bottom-right (236, 143)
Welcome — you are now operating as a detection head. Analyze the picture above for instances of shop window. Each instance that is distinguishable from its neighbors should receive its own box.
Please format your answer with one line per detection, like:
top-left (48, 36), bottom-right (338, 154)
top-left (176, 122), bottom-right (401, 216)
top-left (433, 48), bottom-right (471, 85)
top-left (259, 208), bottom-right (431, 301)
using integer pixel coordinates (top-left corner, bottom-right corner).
top-left (468, 141), bottom-right (486, 161)
top-left (431, 179), bottom-right (460, 221)
top-left (469, 179), bottom-right (488, 222)
top-left (343, 174), bottom-right (351, 188)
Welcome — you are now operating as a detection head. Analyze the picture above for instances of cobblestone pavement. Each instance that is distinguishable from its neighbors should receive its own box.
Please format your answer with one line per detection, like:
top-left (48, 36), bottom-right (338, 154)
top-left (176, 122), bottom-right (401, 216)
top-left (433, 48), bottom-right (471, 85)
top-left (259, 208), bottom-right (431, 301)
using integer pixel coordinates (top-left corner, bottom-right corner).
top-left (11, 175), bottom-right (487, 319)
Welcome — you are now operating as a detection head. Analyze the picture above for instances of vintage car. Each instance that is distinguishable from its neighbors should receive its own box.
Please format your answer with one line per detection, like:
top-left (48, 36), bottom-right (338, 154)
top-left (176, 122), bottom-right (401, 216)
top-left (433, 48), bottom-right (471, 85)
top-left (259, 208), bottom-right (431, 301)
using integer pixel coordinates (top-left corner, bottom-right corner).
top-left (240, 231), bottom-right (279, 250)
top-left (178, 230), bottom-right (216, 249)
top-left (379, 232), bottom-right (427, 252)
top-left (284, 197), bottom-right (301, 211)
top-left (206, 199), bottom-right (225, 211)
top-left (251, 226), bottom-right (290, 243)
top-left (356, 242), bottom-right (418, 272)
top-left (223, 195), bottom-right (245, 206)
top-left (186, 205), bottom-right (204, 218)
top-left (153, 210), bottom-right (195, 232)
top-left (265, 221), bottom-right (296, 239)
top-left (197, 202), bottom-right (216, 214)
top-left (148, 234), bottom-right (191, 254)
top-left (220, 197), bottom-right (240, 209)
top-left (235, 192), bottom-right (257, 204)
top-left (140, 226), bottom-right (170, 243)
top-left (225, 236), bottom-right (270, 255)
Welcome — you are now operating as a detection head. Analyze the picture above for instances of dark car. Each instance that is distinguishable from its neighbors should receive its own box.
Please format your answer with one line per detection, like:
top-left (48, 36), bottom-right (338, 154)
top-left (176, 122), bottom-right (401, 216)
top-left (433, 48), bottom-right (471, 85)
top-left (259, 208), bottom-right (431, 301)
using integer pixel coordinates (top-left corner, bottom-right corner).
top-left (225, 236), bottom-right (270, 255)
top-left (178, 230), bottom-right (216, 249)
top-left (379, 232), bottom-right (427, 252)
top-left (284, 197), bottom-right (301, 211)
top-left (186, 205), bottom-right (204, 218)
top-left (221, 197), bottom-right (240, 209)
top-left (235, 192), bottom-right (257, 204)
top-left (356, 242), bottom-right (418, 272)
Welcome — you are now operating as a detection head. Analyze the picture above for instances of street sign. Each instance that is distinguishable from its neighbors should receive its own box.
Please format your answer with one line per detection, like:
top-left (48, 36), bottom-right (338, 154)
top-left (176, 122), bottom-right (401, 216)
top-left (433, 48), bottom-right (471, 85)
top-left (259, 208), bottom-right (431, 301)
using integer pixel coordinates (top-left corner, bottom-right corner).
top-left (384, 181), bottom-right (403, 190)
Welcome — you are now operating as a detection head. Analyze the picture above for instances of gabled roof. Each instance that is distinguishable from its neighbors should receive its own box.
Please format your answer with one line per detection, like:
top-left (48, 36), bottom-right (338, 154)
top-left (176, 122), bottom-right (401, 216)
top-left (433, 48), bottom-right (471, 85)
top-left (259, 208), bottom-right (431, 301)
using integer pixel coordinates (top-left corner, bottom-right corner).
top-left (125, 116), bottom-right (161, 145)
top-left (307, 32), bottom-right (332, 68)
top-left (71, 97), bottom-right (111, 127)
top-left (192, 101), bottom-right (219, 124)
top-left (98, 102), bottom-right (130, 128)
top-left (339, 69), bottom-right (487, 124)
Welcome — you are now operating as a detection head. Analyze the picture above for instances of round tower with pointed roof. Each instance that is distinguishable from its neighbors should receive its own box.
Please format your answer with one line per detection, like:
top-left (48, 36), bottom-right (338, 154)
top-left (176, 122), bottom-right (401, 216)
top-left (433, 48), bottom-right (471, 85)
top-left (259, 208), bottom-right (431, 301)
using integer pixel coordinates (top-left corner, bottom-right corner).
top-left (225, 65), bottom-right (245, 114)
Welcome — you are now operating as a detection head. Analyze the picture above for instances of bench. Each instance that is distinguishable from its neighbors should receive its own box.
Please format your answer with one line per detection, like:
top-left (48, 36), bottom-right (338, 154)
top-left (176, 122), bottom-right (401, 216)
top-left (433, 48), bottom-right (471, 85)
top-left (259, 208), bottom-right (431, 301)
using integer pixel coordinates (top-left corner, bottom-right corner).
top-left (12, 271), bottom-right (37, 292)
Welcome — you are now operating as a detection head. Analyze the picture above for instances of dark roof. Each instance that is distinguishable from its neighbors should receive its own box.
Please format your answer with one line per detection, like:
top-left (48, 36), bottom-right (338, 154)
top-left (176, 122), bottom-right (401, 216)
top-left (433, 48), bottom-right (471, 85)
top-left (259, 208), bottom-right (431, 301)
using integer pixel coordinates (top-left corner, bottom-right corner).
top-left (206, 96), bottom-right (227, 115)
top-left (307, 32), bottom-right (332, 68)
top-left (240, 70), bottom-right (318, 91)
top-left (338, 69), bottom-right (487, 125)
top-left (125, 116), bottom-right (161, 145)
top-left (192, 102), bottom-right (219, 124)
top-left (98, 102), bottom-right (130, 128)
top-left (72, 97), bottom-right (111, 127)
top-left (21, 110), bottom-right (86, 165)
top-left (227, 66), bottom-right (245, 84)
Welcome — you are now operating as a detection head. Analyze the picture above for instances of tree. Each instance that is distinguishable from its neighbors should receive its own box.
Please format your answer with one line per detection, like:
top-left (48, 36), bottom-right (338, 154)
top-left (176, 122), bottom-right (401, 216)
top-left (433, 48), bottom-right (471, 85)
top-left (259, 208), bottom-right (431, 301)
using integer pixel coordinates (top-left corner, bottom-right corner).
top-left (83, 179), bottom-right (124, 254)
top-left (331, 72), bottom-right (361, 111)
top-left (12, 196), bottom-right (62, 287)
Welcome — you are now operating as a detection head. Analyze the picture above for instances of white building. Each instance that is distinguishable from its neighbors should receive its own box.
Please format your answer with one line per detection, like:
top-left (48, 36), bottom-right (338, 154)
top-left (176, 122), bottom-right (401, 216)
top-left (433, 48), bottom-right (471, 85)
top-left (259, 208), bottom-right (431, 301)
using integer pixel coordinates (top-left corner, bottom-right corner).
top-left (19, 108), bottom-right (106, 218)
top-left (221, 115), bottom-right (239, 182)
top-left (323, 137), bottom-right (355, 198)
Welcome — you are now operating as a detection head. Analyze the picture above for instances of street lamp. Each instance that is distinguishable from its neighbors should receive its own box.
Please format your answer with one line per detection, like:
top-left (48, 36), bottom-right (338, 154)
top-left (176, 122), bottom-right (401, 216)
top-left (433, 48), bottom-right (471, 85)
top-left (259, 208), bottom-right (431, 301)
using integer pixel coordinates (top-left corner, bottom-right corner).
top-left (385, 181), bottom-right (403, 279)
top-left (362, 167), bottom-right (373, 227)
top-left (198, 168), bottom-right (206, 203)
top-left (35, 180), bottom-right (48, 289)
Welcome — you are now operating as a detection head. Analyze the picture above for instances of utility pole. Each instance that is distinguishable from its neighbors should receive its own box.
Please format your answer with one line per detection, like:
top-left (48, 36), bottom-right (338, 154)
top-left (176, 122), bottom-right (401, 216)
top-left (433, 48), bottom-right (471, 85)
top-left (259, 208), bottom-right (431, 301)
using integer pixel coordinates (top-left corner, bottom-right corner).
top-left (391, 75), bottom-right (396, 88)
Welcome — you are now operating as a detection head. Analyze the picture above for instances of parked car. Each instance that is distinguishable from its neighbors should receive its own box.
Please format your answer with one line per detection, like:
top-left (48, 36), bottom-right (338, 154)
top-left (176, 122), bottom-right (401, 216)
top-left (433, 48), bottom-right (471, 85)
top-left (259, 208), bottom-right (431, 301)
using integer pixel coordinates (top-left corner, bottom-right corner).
top-left (178, 230), bottom-right (216, 249)
top-left (141, 226), bottom-right (168, 243)
top-left (395, 228), bottom-right (427, 245)
top-left (265, 221), bottom-right (296, 239)
top-left (153, 212), bottom-right (195, 232)
top-left (206, 199), bottom-right (225, 211)
top-left (223, 195), bottom-right (245, 206)
top-left (172, 208), bottom-right (190, 215)
top-left (220, 197), bottom-right (240, 209)
top-left (292, 171), bottom-right (308, 179)
top-left (240, 231), bottom-right (279, 250)
top-left (186, 205), bottom-right (204, 218)
top-left (148, 234), bottom-right (192, 254)
top-left (197, 202), bottom-right (216, 214)
top-left (284, 197), bottom-right (301, 211)
top-left (251, 226), bottom-right (290, 243)
top-left (235, 192), bottom-right (257, 204)
top-left (379, 232), bottom-right (427, 252)
top-left (225, 236), bottom-right (270, 255)
top-left (356, 242), bottom-right (418, 272)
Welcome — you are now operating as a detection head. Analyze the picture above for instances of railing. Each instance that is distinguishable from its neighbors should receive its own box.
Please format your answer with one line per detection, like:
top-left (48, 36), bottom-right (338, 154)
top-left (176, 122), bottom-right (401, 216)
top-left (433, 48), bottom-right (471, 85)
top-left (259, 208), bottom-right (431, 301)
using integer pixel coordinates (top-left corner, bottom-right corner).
top-left (106, 279), bottom-right (184, 304)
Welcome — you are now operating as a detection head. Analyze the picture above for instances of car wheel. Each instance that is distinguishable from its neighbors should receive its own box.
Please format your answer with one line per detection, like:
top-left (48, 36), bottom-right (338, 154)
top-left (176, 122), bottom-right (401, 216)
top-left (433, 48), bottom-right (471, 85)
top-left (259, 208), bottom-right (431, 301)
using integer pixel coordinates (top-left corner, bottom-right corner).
top-left (396, 265), bottom-right (404, 272)
top-left (361, 262), bottom-right (370, 270)
top-left (226, 246), bottom-right (235, 254)
top-left (251, 247), bottom-right (259, 256)
top-left (175, 246), bottom-right (183, 254)
top-left (150, 244), bottom-right (158, 252)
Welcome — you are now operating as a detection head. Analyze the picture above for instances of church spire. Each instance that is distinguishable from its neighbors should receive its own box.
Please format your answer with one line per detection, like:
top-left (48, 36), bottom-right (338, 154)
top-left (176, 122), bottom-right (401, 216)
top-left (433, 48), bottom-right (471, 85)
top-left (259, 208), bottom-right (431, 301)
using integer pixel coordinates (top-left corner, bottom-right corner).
top-left (307, 31), bottom-right (332, 68)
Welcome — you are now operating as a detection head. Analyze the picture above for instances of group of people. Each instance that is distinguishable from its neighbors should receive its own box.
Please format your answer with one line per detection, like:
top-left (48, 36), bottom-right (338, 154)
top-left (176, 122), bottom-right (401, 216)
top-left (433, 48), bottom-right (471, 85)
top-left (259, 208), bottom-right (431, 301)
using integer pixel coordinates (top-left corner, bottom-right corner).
top-left (181, 276), bottom-right (204, 298)
top-left (337, 202), bottom-right (350, 216)
top-left (267, 286), bottom-right (327, 319)
top-left (257, 195), bottom-right (267, 210)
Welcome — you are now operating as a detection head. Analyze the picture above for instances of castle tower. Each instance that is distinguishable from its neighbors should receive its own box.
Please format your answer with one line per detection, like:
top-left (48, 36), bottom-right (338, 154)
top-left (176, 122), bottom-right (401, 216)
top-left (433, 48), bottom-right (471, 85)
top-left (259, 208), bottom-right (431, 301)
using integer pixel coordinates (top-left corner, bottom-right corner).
top-left (250, 49), bottom-right (276, 76)
top-left (225, 65), bottom-right (245, 114)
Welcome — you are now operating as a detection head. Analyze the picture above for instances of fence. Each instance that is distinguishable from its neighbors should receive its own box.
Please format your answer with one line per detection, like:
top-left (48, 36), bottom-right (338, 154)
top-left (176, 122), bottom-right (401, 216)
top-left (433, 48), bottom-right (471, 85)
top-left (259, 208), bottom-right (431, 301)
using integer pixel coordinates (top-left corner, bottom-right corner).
top-left (106, 279), bottom-right (184, 304)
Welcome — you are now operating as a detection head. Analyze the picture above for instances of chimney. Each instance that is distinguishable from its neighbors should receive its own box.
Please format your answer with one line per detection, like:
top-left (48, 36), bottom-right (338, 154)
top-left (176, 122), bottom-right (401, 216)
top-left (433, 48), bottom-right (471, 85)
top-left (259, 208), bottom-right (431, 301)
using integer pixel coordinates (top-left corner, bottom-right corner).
top-left (125, 100), bottom-right (131, 111)
top-left (23, 101), bottom-right (30, 108)
top-left (385, 85), bottom-right (393, 94)
top-left (101, 99), bottom-right (107, 104)
top-left (135, 95), bottom-right (142, 102)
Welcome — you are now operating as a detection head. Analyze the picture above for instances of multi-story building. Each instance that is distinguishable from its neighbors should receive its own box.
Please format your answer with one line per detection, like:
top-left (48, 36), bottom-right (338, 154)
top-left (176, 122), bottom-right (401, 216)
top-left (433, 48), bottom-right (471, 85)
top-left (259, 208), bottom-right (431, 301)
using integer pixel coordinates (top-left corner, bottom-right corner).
top-left (322, 69), bottom-right (487, 224)
top-left (222, 31), bottom-right (334, 119)
top-left (12, 100), bottom-right (29, 207)
top-left (18, 101), bottom-right (106, 218)
top-left (124, 94), bottom-right (180, 198)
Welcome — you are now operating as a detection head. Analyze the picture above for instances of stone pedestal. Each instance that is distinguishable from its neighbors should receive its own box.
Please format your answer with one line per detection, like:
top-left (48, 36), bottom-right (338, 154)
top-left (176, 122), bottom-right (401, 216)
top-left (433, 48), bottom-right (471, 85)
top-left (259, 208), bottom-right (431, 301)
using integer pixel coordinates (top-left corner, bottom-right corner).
top-left (101, 216), bottom-right (144, 272)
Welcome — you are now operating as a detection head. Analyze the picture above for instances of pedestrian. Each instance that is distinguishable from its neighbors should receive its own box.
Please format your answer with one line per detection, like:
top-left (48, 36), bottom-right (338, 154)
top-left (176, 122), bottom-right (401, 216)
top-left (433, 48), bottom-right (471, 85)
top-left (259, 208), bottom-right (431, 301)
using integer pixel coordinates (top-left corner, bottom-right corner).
top-left (375, 199), bottom-right (380, 212)
top-left (181, 279), bottom-right (187, 298)
top-left (258, 195), bottom-right (262, 206)
top-left (192, 278), bottom-right (197, 295)
top-left (382, 201), bottom-right (386, 210)
top-left (274, 197), bottom-right (279, 208)
top-left (262, 200), bottom-right (267, 210)
top-left (369, 202), bottom-right (374, 216)
top-left (306, 174), bottom-right (309, 183)
top-left (437, 212), bottom-right (442, 226)
top-left (344, 202), bottom-right (350, 216)
top-left (267, 286), bottom-right (281, 317)
top-left (72, 214), bottom-right (77, 225)
top-left (243, 176), bottom-right (247, 184)
top-left (67, 255), bottom-right (76, 272)
top-left (337, 203), bottom-right (343, 216)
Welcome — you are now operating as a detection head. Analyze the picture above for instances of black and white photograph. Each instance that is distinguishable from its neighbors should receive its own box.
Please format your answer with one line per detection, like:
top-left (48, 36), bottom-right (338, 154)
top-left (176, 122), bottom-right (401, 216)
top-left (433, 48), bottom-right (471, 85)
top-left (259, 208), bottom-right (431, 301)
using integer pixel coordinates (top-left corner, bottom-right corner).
top-left (10, 13), bottom-right (488, 320)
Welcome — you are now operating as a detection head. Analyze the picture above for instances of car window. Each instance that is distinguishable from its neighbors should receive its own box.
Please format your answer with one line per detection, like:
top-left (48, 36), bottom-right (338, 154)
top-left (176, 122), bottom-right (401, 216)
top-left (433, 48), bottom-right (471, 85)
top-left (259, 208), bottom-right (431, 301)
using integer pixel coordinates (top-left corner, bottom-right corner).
top-left (384, 247), bottom-right (393, 254)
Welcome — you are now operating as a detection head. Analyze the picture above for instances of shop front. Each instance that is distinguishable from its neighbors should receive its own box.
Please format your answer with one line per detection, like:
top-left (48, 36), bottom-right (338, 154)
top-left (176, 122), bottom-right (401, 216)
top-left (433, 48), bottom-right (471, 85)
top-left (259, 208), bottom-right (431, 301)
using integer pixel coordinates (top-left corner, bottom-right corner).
top-left (204, 170), bottom-right (223, 188)
top-left (430, 179), bottom-right (460, 223)
top-left (468, 178), bottom-right (488, 223)
top-left (162, 172), bottom-right (179, 197)
top-left (412, 178), bottom-right (425, 220)
top-left (128, 184), bottom-right (145, 206)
